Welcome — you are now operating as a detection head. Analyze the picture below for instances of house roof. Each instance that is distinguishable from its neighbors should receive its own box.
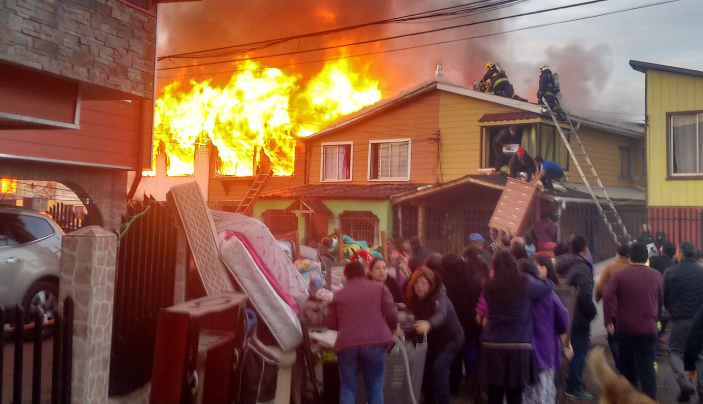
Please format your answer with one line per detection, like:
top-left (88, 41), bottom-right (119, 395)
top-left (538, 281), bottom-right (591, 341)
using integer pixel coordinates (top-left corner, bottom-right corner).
top-left (302, 79), bottom-right (642, 140)
top-left (478, 112), bottom-right (541, 122)
top-left (259, 183), bottom-right (428, 200)
top-left (630, 60), bottom-right (703, 79)
top-left (283, 199), bottom-right (332, 215)
top-left (392, 174), bottom-right (645, 205)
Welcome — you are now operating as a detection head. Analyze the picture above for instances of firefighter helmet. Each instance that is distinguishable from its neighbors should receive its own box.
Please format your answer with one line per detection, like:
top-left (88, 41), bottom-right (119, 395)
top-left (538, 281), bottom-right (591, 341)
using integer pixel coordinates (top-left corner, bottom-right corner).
top-left (486, 61), bottom-right (495, 70)
top-left (540, 64), bottom-right (549, 73)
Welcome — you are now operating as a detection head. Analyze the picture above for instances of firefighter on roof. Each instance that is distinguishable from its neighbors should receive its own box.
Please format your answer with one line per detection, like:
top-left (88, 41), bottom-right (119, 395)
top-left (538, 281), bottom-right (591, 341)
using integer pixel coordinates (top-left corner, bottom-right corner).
top-left (537, 65), bottom-right (567, 122)
top-left (481, 61), bottom-right (527, 102)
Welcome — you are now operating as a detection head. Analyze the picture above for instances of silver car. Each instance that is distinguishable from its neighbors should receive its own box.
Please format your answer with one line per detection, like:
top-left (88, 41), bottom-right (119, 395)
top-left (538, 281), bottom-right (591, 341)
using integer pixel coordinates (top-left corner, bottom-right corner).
top-left (0, 206), bottom-right (63, 328)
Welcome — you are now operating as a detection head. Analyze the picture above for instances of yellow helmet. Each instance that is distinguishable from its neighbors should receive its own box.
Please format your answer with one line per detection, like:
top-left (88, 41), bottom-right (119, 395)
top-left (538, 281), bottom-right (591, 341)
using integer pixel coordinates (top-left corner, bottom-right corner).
top-left (486, 61), bottom-right (495, 70)
top-left (539, 64), bottom-right (549, 73)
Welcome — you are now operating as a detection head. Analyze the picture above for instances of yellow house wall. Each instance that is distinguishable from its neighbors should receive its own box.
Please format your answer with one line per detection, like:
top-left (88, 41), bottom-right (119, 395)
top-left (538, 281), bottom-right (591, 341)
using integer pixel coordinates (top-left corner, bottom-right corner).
top-left (646, 70), bottom-right (703, 206)
top-left (438, 92), bottom-right (528, 182)
top-left (563, 125), bottom-right (646, 188)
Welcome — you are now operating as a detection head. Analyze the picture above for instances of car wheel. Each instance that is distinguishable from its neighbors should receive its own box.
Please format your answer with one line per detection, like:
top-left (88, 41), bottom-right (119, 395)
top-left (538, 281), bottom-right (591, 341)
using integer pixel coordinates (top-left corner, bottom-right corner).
top-left (21, 280), bottom-right (59, 338)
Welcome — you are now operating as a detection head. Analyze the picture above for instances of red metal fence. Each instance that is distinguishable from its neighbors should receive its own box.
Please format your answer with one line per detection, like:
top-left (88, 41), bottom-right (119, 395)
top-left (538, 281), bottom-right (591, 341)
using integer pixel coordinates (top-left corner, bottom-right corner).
top-left (648, 207), bottom-right (703, 250)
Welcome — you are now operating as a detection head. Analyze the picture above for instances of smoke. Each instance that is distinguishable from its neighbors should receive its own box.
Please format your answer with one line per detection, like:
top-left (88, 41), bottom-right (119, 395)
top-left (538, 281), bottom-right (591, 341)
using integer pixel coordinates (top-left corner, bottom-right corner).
top-left (155, 0), bottom-right (511, 96)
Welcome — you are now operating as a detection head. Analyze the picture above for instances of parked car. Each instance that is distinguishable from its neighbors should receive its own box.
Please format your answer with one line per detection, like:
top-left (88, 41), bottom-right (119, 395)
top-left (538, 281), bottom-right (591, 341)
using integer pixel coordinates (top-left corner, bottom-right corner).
top-left (0, 205), bottom-right (63, 330)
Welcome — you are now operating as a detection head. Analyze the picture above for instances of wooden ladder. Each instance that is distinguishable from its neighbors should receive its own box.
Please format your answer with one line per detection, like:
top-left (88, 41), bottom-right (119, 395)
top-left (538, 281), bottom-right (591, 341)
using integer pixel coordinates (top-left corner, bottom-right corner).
top-left (235, 171), bottom-right (272, 216)
top-left (542, 98), bottom-right (630, 245)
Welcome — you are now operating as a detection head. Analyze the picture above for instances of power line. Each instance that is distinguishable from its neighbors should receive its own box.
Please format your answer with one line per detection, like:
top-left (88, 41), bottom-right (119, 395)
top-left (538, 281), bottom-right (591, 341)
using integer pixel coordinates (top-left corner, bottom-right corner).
top-left (157, 0), bottom-right (614, 71)
top-left (157, 0), bottom-right (683, 74)
top-left (157, 0), bottom-right (529, 61)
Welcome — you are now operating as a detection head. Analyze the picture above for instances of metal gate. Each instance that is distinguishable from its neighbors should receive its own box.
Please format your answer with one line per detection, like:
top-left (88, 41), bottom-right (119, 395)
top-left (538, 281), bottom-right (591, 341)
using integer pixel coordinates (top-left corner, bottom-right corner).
top-left (0, 297), bottom-right (74, 404)
top-left (108, 196), bottom-right (178, 396)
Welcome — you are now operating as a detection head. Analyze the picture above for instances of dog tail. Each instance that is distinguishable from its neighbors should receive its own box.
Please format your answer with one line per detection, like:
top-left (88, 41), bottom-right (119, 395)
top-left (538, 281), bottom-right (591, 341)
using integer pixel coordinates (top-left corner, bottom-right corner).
top-left (587, 345), bottom-right (617, 388)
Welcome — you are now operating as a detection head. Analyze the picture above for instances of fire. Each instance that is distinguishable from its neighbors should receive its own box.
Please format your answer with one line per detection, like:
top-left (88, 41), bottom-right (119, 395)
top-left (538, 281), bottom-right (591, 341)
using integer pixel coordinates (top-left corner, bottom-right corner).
top-left (151, 57), bottom-right (382, 177)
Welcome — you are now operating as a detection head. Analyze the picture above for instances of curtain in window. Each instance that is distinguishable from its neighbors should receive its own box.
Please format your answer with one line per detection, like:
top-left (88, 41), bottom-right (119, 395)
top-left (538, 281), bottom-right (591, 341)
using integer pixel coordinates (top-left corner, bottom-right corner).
top-left (339, 145), bottom-right (349, 179)
top-left (522, 126), bottom-right (537, 158)
top-left (374, 142), bottom-right (409, 179)
top-left (541, 126), bottom-right (555, 162)
top-left (672, 115), bottom-right (697, 174)
top-left (324, 146), bottom-right (337, 179)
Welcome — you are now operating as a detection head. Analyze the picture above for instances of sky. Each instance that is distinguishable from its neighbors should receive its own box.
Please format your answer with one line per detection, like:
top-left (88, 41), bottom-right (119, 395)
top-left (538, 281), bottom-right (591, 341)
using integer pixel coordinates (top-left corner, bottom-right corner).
top-left (154, 0), bottom-right (703, 124)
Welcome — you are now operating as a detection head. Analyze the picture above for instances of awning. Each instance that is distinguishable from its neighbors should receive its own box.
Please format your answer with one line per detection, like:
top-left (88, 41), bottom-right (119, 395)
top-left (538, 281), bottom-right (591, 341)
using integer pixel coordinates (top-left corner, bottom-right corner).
top-left (478, 112), bottom-right (542, 123)
top-left (283, 198), bottom-right (332, 215)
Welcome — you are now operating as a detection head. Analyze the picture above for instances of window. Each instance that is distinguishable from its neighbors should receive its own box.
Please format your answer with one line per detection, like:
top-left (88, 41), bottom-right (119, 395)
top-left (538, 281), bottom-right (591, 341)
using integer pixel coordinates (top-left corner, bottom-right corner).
top-left (260, 210), bottom-right (298, 237)
top-left (0, 213), bottom-right (55, 244)
top-left (620, 147), bottom-right (632, 178)
top-left (640, 148), bottom-right (646, 178)
top-left (339, 211), bottom-right (379, 243)
top-left (369, 140), bottom-right (411, 180)
top-left (321, 143), bottom-right (352, 181)
top-left (540, 125), bottom-right (569, 170)
top-left (669, 113), bottom-right (703, 176)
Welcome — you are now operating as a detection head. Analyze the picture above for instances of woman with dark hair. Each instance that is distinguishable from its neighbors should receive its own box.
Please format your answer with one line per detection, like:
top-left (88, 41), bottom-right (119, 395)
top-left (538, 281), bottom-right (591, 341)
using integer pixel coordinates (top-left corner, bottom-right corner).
top-left (533, 253), bottom-right (560, 285)
top-left (463, 245), bottom-right (491, 278)
top-left (406, 266), bottom-right (464, 404)
top-left (439, 252), bottom-right (484, 395)
top-left (367, 257), bottom-right (404, 304)
top-left (480, 250), bottom-right (555, 404)
top-left (517, 259), bottom-right (570, 404)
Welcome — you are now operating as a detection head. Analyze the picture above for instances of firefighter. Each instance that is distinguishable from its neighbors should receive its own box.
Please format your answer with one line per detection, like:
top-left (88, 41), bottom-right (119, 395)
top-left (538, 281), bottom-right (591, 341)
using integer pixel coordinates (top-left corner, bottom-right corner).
top-left (481, 61), bottom-right (527, 102)
top-left (537, 65), bottom-right (567, 121)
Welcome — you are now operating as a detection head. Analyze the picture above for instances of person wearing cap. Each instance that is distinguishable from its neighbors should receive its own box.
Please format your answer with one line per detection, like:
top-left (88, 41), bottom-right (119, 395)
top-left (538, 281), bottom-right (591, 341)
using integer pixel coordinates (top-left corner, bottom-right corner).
top-left (509, 146), bottom-right (536, 181)
top-left (468, 233), bottom-right (493, 264)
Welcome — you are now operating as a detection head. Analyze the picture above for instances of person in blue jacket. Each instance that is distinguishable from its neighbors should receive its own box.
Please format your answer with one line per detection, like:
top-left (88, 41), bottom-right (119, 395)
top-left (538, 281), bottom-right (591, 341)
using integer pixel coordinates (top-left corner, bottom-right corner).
top-left (533, 156), bottom-right (564, 191)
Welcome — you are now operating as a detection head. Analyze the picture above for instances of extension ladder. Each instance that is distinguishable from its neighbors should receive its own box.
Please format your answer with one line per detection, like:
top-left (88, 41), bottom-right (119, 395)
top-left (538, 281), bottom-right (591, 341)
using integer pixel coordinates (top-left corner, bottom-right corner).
top-left (541, 98), bottom-right (630, 245)
top-left (235, 171), bottom-right (273, 216)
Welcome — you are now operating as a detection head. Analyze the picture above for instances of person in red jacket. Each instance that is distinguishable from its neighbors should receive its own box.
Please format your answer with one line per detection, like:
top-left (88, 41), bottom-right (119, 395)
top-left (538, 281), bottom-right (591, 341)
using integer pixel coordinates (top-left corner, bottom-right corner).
top-left (325, 261), bottom-right (398, 404)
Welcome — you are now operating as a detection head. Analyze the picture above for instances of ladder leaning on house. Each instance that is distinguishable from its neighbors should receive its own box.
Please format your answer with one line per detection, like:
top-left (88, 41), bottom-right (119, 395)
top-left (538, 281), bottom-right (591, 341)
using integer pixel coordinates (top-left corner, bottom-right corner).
top-left (235, 170), bottom-right (273, 216)
top-left (541, 98), bottom-right (631, 245)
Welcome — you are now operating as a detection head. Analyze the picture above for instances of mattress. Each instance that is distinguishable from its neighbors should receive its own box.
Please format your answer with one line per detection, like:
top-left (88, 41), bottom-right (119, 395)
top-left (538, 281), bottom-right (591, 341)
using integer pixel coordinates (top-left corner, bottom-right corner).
top-left (211, 210), bottom-right (308, 303)
top-left (220, 234), bottom-right (303, 352)
top-left (168, 182), bottom-right (234, 295)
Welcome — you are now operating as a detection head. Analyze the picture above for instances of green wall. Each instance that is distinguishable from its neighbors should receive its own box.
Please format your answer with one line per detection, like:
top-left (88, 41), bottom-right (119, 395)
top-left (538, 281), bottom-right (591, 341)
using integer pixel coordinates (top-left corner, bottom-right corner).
top-left (254, 199), bottom-right (393, 241)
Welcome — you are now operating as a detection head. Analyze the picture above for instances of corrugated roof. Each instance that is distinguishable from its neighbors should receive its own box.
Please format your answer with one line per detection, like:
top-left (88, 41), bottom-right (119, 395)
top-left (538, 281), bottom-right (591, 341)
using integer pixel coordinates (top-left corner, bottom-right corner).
top-left (260, 183), bottom-right (428, 200)
top-left (478, 112), bottom-right (541, 122)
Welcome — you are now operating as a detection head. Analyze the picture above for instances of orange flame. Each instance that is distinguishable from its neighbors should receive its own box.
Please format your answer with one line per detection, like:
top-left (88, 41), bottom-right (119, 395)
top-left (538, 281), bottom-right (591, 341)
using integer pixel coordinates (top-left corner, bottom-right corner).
top-left (151, 57), bottom-right (382, 177)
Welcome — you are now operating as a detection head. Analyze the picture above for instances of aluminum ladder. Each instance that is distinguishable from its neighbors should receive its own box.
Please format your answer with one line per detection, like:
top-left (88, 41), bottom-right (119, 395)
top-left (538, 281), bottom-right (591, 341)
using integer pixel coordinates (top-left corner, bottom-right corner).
top-left (541, 98), bottom-right (630, 245)
top-left (235, 170), bottom-right (272, 215)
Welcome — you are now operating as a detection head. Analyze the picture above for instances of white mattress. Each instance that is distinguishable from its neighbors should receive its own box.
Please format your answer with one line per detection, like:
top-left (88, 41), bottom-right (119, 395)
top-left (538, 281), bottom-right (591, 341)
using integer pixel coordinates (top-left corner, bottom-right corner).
top-left (219, 235), bottom-right (302, 352)
top-left (211, 210), bottom-right (309, 303)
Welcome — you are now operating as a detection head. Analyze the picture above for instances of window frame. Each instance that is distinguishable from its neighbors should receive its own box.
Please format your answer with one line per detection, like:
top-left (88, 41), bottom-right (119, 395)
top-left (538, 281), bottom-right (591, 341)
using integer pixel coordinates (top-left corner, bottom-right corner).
top-left (320, 141), bottom-right (353, 182)
top-left (619, 146), bottom-right (633, 179)
top-left (640, 147), bottom-right (646, 178)
top-left (667, 111), bottom-right (703, 179)
top-left (367, 138), bottom-right (412, 181)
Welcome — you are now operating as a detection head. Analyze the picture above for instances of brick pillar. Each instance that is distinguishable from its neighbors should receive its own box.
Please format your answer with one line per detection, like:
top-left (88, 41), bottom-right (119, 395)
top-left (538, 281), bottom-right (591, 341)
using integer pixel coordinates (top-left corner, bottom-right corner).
top-left (60, 226), bottom-right (116, 404)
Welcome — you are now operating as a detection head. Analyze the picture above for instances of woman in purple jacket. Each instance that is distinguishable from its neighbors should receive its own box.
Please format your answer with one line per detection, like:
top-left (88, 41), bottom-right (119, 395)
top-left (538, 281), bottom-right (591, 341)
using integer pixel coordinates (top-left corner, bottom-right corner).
top-left (325, 261), bottom-right (398, 404)
top-left (517, 257), bottom-right (570, 404)
top-left (480, 250), bottom-right (555, 404)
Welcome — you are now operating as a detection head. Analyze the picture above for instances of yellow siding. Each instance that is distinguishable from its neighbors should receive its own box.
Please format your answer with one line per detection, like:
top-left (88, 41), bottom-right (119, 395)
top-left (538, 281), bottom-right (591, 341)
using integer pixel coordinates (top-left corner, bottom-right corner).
top-left (306, 91), bottom-right (441, 185)
top-left (438, 92), bottom-right (526, 182)
top-left (563, 126), bottom-right (645, 188)
top-left (646, 71), bottom-right (703, 207)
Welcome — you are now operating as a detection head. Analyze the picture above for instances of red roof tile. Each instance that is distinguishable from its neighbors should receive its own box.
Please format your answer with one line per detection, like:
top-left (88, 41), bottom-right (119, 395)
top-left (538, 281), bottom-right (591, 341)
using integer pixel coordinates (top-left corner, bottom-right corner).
top-left (478, 112), bottom-right (542, 122)
top-left (260, 183), bottom-right (428, 200)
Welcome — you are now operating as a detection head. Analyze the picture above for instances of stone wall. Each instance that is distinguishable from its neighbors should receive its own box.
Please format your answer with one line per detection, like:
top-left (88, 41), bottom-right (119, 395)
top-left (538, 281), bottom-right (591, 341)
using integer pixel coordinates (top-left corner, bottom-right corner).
top-left (0, 0), bottom-right (156, 99)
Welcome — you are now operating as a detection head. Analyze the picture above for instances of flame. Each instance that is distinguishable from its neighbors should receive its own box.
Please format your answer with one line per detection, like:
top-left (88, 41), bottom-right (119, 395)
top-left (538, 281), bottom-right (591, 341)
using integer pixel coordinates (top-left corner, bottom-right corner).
top-left (151, 57), bottom-right (382, 177)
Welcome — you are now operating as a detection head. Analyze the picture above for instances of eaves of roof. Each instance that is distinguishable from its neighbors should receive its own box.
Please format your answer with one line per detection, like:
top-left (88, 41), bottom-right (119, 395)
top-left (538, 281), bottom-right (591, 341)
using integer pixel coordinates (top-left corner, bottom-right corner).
top-left (630, 60), bottom-right (703, 79)
top-left (259, 183), bottom-right (429, 200)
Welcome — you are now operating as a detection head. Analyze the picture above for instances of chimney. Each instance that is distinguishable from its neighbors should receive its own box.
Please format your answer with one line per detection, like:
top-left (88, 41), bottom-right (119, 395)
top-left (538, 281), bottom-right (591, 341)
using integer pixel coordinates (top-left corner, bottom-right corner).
top-left (435, 63), bottom-right (444, 79)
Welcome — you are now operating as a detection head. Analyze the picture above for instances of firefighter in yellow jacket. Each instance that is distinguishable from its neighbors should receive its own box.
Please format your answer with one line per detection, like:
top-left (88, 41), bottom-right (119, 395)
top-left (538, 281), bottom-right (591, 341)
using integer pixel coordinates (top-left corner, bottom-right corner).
top-left (481, 61), bottom-right (526, 102)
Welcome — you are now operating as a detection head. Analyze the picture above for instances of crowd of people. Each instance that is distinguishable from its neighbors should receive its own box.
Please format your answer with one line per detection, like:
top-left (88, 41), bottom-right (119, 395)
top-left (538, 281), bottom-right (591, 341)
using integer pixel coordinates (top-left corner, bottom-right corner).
top-left (322, 223), bottom-right (703, 404)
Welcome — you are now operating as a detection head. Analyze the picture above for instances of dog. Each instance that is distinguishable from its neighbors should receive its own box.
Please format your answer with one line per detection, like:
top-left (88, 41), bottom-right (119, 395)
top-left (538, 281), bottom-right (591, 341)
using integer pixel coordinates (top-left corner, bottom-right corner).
top-left (586, 346), bottom-right (658, 404)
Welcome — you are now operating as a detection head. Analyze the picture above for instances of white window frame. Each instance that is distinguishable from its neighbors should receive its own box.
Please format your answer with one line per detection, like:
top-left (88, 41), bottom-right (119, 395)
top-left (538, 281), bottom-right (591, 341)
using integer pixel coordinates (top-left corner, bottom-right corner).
top-left (669, 112), bottom-right (703, 177)
top-left (320, 141), bottom-right (353, 182)
top-left (619, 146), bottom-right (633, 179)
top-left (367, 139), bottom-right (412, 181)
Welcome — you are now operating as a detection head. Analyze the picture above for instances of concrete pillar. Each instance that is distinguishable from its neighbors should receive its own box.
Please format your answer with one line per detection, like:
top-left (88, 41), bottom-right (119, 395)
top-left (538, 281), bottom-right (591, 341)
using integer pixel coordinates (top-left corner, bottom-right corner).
top-left (60, 226), bottom-right (116, 404)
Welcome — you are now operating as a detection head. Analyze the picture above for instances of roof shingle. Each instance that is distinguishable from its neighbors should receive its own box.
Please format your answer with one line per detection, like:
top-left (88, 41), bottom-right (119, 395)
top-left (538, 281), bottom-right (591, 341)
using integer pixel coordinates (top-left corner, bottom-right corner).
top-left (260, 183), bottom-right (428, 200)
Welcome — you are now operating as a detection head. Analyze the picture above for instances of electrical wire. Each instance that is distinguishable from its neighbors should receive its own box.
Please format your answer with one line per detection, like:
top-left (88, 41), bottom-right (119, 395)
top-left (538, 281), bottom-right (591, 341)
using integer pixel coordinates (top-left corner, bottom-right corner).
top-left (157, 0), bottom-right (529, 61)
